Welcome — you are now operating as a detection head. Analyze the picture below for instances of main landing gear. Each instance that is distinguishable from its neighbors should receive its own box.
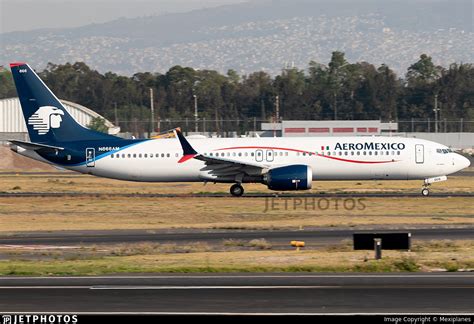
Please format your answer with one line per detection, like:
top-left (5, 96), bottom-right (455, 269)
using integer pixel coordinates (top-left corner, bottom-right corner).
top-left (230, 183), bottom-right (244, 197)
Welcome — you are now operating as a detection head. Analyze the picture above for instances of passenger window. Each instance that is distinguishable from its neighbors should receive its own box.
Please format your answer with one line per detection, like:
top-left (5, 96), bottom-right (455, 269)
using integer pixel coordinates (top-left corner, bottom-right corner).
top-left (167, 153), bottom-right (170, 158)
top-left (139, 154), bottom-right (142, 158)
top-left (111, 154), bottom-right (114, 158)
top-left (238, 152), bottom-right (242, 157)
top-left (128, 154), bottom-right (131, 158)
top-left (338, 152), bottom-right (342, 156)
top-left (344, 152), bottom-right (348, 156)
top-left (144, 154), bottom-right (147, 158)
top-left (122, 154), bottom-right (125, 158)
top-left (397, 151), bottom-right (401, 155)
top-left (161, 153), bottom-right (165, 158)
top-left (374, 151), bottom-right (378, 156)
top-left (251, 152), bottom-right (254, 157)
top-left (369, 151), bottom-right (372, 155)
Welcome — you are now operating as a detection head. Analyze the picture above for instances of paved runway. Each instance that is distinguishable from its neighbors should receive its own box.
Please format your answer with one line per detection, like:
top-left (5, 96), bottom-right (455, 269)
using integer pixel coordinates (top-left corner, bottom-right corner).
top-left (0, 273), bottom-right (472, 313)
top-left (0, 192), bottom-right (472, 198)
top-left (1, 227), bottom-right (473, 248)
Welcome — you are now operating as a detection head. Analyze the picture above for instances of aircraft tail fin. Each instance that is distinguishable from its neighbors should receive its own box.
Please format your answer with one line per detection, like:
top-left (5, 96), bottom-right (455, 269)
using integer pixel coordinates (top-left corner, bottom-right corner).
top-left (9, 62), bottom-right (117, 144)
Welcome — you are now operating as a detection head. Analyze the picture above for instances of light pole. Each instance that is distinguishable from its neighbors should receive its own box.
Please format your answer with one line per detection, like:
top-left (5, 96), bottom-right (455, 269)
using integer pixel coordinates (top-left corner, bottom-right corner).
top-left (149, 88), bottom-right (154, 135)
top-left (433, 94), bottom-right (439, 133)
top-left (193, 94), bottom-right (198, 133)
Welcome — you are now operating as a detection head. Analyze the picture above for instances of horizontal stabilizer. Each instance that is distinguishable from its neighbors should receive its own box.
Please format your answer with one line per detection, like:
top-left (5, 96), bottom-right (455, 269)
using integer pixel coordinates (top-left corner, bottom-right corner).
top-left (9, 140), bottom-right (64, 152)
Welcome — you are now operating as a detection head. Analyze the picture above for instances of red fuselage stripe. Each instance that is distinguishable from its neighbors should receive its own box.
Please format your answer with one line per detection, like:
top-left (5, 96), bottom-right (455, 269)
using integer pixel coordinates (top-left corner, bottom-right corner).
top-left (214, 146), bottom-right (398, 164)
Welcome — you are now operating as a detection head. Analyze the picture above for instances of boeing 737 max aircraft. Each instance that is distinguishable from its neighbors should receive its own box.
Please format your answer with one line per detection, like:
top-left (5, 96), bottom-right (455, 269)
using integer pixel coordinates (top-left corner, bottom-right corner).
top-left (7, 63), bottom-right (471, 196)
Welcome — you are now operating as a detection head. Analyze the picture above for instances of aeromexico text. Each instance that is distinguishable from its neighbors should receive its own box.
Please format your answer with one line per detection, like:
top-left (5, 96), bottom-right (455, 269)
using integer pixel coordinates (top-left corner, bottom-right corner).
top-left (334, 142), bottom-right (406, 151)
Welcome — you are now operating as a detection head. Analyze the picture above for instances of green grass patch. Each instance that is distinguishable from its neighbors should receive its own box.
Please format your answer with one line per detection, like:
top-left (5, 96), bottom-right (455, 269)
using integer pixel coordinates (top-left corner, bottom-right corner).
top-left (0, 254), bottom-right (428, 276)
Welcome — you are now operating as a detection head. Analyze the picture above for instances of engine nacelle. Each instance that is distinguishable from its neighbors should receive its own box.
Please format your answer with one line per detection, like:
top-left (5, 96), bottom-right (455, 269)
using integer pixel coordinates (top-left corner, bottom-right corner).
top-left (265, 165), bottom-right (313, 191)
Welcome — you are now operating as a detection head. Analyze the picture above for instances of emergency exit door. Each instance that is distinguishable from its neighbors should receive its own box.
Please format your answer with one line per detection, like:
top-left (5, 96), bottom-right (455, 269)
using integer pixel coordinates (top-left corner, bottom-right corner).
top-left (86, 148), bottom-right (95, 167)
top-left (415, 144), bottom-right (424, 164)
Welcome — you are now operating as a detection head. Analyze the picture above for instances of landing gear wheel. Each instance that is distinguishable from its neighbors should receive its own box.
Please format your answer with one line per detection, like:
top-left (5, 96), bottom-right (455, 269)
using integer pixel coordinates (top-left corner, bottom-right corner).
top-left (421, 188), bottom-right (430, 196)
top-left (230, 183), bottom-right (244, 197)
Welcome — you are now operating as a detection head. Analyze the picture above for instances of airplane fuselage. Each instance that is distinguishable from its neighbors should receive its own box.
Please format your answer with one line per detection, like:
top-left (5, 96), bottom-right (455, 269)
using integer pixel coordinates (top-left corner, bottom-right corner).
top-left (14, 136), bottom-right (468, 183)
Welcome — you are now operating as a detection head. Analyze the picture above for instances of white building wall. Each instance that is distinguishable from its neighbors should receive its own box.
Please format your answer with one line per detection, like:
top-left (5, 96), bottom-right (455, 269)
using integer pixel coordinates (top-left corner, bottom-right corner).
top-left (0, 98), bottom-right (117, 133)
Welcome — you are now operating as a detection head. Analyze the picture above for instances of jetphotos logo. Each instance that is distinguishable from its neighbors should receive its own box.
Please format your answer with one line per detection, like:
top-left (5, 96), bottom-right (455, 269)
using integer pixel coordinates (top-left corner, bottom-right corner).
top-left (28, 106), bottom-right (64, 135)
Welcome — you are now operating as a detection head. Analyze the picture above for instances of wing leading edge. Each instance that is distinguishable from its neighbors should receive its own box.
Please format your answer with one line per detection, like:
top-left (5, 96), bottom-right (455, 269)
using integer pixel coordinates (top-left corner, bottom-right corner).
top-left (174, 129), bottom-right (266, 182)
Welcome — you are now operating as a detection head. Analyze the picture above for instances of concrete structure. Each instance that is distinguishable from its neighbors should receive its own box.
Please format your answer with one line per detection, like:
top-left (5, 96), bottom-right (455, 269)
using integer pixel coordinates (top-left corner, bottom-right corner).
top-left (0, 97), bottom-right (119, 142)
top-left (261, 120), bottom-right (398, 137)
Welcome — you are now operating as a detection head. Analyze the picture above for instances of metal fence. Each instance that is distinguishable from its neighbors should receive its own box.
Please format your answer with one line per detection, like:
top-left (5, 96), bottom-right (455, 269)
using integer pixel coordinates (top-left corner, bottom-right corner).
top-left (115, 118), bottom-right (474, 136)
top-left (398, 119), bottom-right (474, 133)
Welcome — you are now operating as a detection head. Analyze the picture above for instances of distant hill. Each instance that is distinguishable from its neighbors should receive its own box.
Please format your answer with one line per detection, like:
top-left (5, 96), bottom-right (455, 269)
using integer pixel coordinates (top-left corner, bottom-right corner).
top-left (1, 0), bottom-right (472, 75)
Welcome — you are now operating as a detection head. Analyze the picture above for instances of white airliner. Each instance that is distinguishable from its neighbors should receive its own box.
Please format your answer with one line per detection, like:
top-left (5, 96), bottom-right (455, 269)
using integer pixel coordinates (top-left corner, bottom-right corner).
top-left (8, 62), bottom-right (471, 196)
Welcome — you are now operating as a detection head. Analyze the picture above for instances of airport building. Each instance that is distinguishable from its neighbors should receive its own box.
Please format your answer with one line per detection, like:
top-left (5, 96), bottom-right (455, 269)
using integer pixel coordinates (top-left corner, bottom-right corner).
top-left (260, 120), bottom-right (398, 137)
top-left (0, 97), bottom-right (119, 142)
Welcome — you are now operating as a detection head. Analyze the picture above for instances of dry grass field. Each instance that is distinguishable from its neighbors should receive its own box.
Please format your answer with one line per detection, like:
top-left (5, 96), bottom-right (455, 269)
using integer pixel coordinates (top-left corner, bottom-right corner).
top-left (0, 195), bottom-right (473, 232)
top-left (0, 173), bottom-right (472, 232)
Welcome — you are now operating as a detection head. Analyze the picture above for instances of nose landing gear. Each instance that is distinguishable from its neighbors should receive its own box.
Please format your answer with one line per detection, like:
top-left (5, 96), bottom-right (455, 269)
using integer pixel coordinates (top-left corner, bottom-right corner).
top-left (421, 185), bottom-right (430, 197)
top-left (230, 183), bottom-right (244, 197)
top-left (421, 176), bottom-right (447, 196)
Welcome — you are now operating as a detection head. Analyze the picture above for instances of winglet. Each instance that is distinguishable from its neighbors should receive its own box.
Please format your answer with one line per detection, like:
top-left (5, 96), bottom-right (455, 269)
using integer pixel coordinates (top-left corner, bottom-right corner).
top-left (175, 128), bottom-right (198, 163)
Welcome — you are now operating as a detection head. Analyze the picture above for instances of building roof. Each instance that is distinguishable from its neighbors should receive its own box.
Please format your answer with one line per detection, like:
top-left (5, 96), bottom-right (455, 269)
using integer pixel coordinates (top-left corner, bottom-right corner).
top-left (0, 97), bottom-right (119, 134)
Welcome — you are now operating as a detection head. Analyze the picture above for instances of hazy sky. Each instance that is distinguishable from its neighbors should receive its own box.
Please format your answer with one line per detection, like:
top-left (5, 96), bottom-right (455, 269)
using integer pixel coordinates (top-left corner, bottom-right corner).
top-left (0, 0), bottom-right (247, 33)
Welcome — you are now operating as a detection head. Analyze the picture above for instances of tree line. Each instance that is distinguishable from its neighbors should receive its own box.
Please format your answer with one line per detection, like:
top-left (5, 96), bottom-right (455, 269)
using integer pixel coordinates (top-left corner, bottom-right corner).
top-left (1, 52), bottom-right (473, 134)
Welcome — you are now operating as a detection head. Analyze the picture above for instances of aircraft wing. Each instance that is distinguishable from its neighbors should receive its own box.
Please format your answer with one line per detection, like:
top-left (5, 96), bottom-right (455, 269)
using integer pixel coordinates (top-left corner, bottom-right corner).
top-left (174, 129), bottom-right (267, 181)
top-left (9, 140), bottom-right (64, 153)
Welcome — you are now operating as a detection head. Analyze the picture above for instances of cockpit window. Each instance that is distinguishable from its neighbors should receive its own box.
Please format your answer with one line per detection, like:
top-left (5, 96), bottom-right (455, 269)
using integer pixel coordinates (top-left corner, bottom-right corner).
top-left (437, 148), bottom-right (451, 154)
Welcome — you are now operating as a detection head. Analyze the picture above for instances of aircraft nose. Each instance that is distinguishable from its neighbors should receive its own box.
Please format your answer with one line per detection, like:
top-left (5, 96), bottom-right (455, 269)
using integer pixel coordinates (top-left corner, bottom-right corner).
top-left (456, 154), bottom-right (471, 170)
